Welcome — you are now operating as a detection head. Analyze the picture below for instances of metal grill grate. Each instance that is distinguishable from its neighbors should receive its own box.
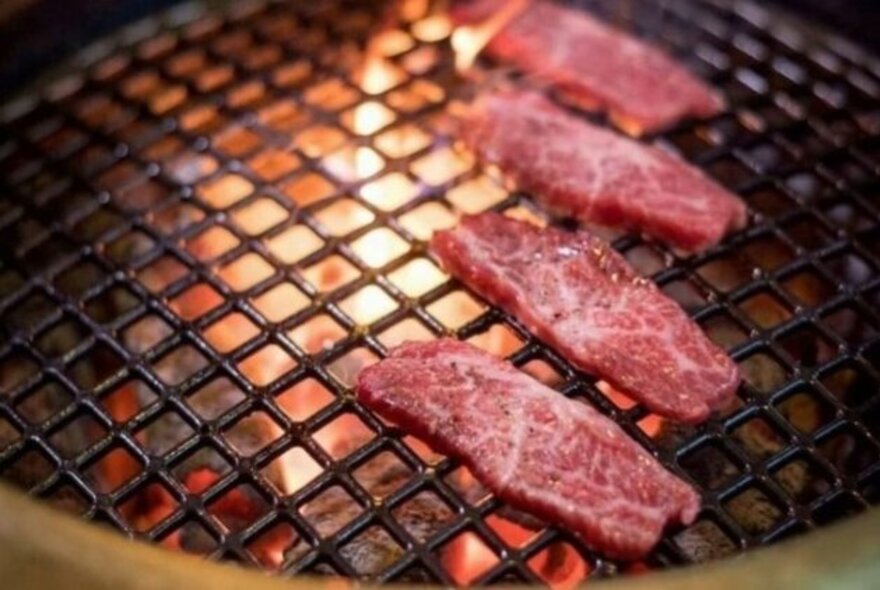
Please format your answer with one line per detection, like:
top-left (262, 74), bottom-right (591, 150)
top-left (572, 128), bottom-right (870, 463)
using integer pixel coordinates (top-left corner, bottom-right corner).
top-left (0, 0), bottom-right (879, 585)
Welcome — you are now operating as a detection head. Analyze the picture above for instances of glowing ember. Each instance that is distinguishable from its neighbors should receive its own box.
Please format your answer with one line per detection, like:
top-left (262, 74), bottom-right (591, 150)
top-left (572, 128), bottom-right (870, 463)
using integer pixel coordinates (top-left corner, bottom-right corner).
top-left (468, 323), bottom-right (523, 358)
top-left (450, 0), bottom-right (530, 72)
top-left (442, 531), bottom-right (499, 585)
top-left (486, 513), bottom-right (538, 547)
top-left (86, 1), bottom-right (646, 577)
top-left (528, 543), bottom-right (591, 589)
top-left (638, 413), bottom-right (664, 438)
top-left (275, 444), bottom-right (324, 498)
top-left (412, 14), bottom-right (453, 42)
top-left (400, 0), bottom-right (429, 22)
top-left (598, 381), bottom-right (664, 437)
top-left (358, 57), bottom-right (406, 95)
top-left (322, 52), bottom-right (401, 183)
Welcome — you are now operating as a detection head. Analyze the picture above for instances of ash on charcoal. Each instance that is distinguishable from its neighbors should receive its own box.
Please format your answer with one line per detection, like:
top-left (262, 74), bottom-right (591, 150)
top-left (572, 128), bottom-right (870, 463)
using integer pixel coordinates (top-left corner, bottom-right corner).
top-left (723, 487), bottom-right (784, 535)
top-left (673, 519), bottom-right (738, 563)
top-left (340, 526), bottom-right (405, 576)
top-left (391, 492), bottom-right (456, 544)
top-left (739, 352), bottom-right (790, 395)
top-left (290, 451), bottom-right (454, 572)
top-left (680, 443), bottom-right (741, 491)
top-left (730, 416), bottom-right (786, 461)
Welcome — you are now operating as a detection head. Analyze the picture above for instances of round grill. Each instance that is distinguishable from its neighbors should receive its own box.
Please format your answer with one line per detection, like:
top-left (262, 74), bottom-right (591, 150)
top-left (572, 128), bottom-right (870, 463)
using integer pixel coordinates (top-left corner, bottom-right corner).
top-left (0, 0), bottom-right (878, 585)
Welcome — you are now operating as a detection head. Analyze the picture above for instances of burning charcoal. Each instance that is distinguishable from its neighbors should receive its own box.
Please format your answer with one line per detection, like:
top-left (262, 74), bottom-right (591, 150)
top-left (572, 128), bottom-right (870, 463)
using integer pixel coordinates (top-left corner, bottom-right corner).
top-left (292, 452), bottom-right (452, 573)
top-left (165, 150), bottom-right (218, 186)
top-left (732, 419), bottom-right (785, 461)
top-left (118, 234), bottom-right (286, 479)
top-left (680, 441), bottom-right (742, 493)
top-left (740, 353), bottom-right (789, 396)
top-left (393, 493), bottom-right (457, 545)
top-left (724, 487), bottom-right (783, 535)
top-left (202, 478), bottom-right (269, 533)
top-left (300, 485), bottom-right (364, 540)
top-left (774, 458), bottom-right (831, 504)
top-left (353, 451), bottom-right (414, 498)
top-left (776, 391), bottom-right (827, 434)
top-left (674, 519), bottom-right (738, 563)
top-left (1, 304), bottom-right (125, 489)
top-left (134, 376), bottom-right (284, 481)
top-left (774, 461), bottom-right (807, 500)
top-left (296, 489), bottom-right (452, 576)
top-left (149, 467), bottom-right (300, 558)
top-left (340, 526), bottom-right (405, 576)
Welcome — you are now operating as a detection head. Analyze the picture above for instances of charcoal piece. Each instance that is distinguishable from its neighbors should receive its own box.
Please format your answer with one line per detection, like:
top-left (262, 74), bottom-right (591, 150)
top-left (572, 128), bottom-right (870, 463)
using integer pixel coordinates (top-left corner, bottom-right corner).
top-left (292, 452), bottom-right (452, 573)
top-left (339, 526), bottom-right (404, 576)
top-left (674, 520), bottom-right (738, 563)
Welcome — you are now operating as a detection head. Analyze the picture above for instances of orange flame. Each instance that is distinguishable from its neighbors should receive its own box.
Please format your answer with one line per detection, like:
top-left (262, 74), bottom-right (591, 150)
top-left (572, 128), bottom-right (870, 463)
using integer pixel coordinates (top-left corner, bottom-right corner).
top-left (450, 0), bottom-right (529, 72)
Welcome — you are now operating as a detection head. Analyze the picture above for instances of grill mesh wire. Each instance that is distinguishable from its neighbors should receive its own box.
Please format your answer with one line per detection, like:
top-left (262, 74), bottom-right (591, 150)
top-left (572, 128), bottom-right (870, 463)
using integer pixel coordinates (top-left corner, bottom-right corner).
top-left (0, 0), bottom-right (879, 584)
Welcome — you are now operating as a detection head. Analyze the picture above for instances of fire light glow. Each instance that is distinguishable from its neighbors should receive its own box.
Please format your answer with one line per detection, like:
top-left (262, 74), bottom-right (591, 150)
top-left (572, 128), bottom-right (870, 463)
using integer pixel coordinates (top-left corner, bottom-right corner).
top-left (597, 381), bottom-right (664, 438)
top-left (98, 3), bottom-right (606, 581)
top-left (450, 0), bottom-right (530, 72)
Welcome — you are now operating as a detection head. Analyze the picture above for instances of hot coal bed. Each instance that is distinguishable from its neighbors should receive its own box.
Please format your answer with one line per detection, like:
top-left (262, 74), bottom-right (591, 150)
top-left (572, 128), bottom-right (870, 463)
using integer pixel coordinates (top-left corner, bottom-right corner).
top-left (0, 0), bottom-right (879, 586)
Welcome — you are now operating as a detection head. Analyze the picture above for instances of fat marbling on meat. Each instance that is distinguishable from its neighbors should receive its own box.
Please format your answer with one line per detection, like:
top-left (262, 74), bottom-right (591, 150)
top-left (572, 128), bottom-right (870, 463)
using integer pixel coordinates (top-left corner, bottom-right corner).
top-left (431, 213), bottom-right (741, 423)
top-left (451, 0), bottom-right (724, 134)
top-left (357, 338), bottom-right (700, 559)
top-left (458, 90), bottom-right (746, 252)
top-left (458, 89), bottom-right (747, 253)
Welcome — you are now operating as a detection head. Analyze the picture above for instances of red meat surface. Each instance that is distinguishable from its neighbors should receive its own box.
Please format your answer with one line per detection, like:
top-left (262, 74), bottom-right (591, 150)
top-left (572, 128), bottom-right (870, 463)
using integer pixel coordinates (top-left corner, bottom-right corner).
top-left (452, 0), bottom-right (724, 134)
top-left (459, 90), bottom-right (747, 252)
top-left (357, 338), bottom-right (700, 559)
top-left (431, 213), bottom-right (741, 423)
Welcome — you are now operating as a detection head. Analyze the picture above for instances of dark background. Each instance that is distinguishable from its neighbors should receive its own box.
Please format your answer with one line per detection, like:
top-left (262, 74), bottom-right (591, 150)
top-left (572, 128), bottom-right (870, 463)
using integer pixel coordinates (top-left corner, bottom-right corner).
top-left (0, 0), bottom-right (879, 98)
top-left (771, 0), bottom-right (880, 51)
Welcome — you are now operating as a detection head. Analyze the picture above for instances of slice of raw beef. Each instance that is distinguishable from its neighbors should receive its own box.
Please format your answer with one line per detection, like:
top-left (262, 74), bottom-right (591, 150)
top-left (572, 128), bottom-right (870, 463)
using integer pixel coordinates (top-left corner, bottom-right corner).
top-left (451, 0), bottom-right (724, 134)
top-left (431, 213), bottom-right (741, 423)
top-left (458, 89), bottom-right (747, 252)
top-left (357, 338), bottom-right (700, 559)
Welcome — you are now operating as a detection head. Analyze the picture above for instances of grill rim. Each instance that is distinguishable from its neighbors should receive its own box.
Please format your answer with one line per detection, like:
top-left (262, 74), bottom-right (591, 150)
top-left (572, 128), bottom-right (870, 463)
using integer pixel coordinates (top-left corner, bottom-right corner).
top-left (0, 481), bottom-right (878, 589)
top-left (0, 0), bottom-right (879, 584)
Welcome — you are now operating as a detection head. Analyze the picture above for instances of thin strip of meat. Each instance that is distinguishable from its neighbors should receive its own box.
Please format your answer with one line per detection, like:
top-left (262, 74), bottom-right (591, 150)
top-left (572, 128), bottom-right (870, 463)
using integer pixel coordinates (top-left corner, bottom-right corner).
top-left (458, 89), bottom-right (747, 253)
top-left (451, 0), bottom-right (724, 134)
top-left (357, 339), bottom-right (700, 559)
top-left (431, 213), bottom-right (741, 423)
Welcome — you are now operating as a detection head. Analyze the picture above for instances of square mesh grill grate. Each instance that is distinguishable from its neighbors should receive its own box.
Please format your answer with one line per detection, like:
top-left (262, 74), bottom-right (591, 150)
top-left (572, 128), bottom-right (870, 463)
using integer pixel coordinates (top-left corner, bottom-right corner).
top-left (0, 0), bottom-right (879, 585)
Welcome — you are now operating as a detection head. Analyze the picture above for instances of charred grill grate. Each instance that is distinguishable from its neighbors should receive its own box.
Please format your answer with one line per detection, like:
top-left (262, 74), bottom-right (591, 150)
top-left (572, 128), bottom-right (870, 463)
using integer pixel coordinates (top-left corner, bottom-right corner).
top-left (0, 0), bottom-right (879, 584)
